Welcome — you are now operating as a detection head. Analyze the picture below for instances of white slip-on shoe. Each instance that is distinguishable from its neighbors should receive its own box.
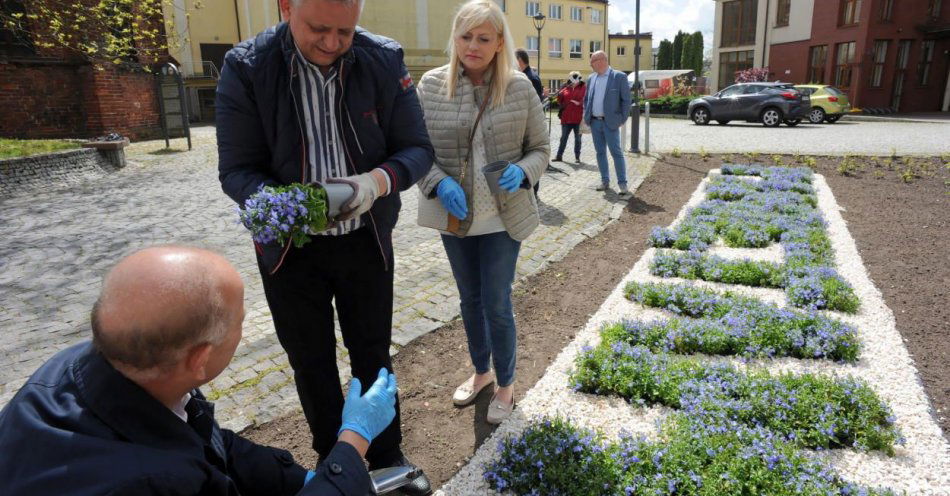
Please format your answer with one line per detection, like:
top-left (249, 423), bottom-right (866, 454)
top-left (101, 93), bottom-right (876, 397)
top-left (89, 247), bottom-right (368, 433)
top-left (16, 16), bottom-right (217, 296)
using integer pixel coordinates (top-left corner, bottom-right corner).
top-left (452, 374), bottom-right (494, 407)
top-left (486, 392), bottom-right (515, 424)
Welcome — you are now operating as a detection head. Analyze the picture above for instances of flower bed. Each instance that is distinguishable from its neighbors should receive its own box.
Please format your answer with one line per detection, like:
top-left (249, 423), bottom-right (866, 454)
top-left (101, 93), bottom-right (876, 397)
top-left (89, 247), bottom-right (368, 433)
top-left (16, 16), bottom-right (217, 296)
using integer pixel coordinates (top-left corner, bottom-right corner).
top-left (648, 166), bottom-right (859, 313)
top-left (622, 282), bottom-right (859, 361)
top-left (487, 416), bottom-right (897, 496)
top-left (435, 165), bottom-right (950, 496)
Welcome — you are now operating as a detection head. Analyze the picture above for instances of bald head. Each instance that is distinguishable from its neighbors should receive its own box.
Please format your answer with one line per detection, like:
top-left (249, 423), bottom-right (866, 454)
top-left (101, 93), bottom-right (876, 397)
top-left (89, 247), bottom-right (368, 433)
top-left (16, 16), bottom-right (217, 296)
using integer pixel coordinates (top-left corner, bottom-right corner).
top-left (590, 50), bottom-right (608, 75)
top-left (91, 246), bottom-right (243, 376)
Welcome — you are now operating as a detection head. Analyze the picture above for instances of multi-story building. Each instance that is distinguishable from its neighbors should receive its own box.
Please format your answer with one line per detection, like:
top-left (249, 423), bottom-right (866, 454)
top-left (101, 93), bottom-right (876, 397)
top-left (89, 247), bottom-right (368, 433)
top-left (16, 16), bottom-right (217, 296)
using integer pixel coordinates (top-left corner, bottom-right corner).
top-left (710, 0), bottom-right (950, 112)
top-left (608, 31), bottom-right (654, 73)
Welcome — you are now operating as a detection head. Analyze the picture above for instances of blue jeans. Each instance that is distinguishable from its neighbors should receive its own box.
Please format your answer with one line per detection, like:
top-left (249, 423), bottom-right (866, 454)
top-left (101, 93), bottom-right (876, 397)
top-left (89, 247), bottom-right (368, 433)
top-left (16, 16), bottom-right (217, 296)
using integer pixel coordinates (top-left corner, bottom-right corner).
top-left (556, 123), bottom-right (581, 160)
top-left (590, 118), bottom-right (627, 187)
top-left (441, 231), bottom-right (521, 387)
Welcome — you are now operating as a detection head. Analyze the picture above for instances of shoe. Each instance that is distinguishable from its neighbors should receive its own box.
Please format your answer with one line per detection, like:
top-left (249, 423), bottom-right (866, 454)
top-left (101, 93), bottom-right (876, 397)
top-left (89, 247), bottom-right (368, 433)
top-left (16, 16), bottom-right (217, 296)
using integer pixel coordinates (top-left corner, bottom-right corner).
top-left (575, 157), bottom-right (581, 164)
top-left (619, 185), bottom-right (631, 198)
top-left (553, 156), bottom-right (563, 162)
top-left (595, 183), bottom-right (609, 191)
top-left (453, 374), bottom-right (494, 407)
top-left (486, 392), bottom-right (515, 424)
top-left (378, 455), bottom-right (432, 496)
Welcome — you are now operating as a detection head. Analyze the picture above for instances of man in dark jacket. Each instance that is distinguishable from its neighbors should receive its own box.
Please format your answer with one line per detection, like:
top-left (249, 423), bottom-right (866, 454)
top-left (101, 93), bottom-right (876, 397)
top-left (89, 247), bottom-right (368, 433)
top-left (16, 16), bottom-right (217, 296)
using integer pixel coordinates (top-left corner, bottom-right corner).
top-left (515, 48), bottom-right (544, 102)
top-left (216, 0), bottom-right (433, 492)
top-left (0, 246), bottom-right (398, 496)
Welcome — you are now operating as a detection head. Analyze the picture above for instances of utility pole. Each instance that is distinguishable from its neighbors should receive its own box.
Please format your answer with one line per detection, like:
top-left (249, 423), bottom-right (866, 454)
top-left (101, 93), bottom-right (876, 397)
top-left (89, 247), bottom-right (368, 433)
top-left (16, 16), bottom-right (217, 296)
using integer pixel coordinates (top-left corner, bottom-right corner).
top-left (630, 0), bottom-right (641, 153)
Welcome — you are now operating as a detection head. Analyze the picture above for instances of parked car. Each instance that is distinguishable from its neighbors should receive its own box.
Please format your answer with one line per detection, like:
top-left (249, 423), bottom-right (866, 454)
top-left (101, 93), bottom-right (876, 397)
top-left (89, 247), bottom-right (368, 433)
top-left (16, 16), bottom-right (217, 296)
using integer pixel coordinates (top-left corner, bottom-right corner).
top-left (794, 84), bottom-right (850, 124)
top-left (688, 82), bottom-right (810, 127)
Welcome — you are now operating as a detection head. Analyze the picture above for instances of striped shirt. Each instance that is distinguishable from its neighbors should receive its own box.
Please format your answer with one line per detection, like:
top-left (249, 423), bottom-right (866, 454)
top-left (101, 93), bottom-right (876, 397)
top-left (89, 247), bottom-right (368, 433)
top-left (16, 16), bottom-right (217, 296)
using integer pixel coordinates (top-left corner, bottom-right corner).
top-left (295, 45), bottom-right (360, 235)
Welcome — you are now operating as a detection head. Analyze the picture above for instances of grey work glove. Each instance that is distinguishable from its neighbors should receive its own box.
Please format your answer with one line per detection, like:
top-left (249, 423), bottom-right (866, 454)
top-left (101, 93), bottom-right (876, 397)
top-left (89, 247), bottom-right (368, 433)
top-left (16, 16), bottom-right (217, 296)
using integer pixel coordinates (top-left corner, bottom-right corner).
top-left (327, 169), bottom-right (388, 222)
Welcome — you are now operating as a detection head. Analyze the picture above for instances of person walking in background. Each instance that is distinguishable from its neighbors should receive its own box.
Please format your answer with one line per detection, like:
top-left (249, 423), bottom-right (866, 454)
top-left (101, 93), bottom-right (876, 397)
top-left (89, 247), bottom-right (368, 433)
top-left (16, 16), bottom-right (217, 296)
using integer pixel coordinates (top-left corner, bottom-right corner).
top-left (515, 48), bottom-right (544, 103)
top-left (215, 0), bottom-right (434, 493)
top-left (415, 0), bottom-right (549, 424)
top-left (584, 50), bottom-right (632, 197)
top-left (554, 71), bottom-right (586, 164)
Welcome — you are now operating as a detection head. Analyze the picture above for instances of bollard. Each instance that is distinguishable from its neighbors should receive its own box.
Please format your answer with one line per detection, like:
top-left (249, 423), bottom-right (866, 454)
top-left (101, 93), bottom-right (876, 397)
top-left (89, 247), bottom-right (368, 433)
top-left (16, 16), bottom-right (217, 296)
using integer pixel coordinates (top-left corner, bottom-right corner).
top-left (645, 102), bottom-right (650, 155)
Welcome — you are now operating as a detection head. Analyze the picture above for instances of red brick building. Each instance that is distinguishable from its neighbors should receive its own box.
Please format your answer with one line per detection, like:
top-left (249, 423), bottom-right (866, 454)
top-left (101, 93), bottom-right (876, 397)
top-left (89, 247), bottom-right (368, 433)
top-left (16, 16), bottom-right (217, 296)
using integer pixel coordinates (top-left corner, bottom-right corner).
top-left (712, 0), bottom-right (950, 113)
top-left (0, 0), bottom-right (167, 140)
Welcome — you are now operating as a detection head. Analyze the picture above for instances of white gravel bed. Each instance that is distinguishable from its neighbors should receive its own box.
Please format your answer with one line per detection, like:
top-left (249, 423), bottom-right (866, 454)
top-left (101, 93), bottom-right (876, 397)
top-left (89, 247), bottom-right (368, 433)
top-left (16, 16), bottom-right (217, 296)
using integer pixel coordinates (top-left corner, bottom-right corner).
top-left (435, 170), bottom-right (950, 495)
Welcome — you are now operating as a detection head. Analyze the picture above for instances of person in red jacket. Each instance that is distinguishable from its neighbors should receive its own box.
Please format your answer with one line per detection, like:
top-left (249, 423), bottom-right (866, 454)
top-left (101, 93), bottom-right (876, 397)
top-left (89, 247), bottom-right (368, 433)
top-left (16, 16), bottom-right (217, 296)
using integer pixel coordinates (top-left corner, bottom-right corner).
top-left (554, 71), bottom-right (587, 164)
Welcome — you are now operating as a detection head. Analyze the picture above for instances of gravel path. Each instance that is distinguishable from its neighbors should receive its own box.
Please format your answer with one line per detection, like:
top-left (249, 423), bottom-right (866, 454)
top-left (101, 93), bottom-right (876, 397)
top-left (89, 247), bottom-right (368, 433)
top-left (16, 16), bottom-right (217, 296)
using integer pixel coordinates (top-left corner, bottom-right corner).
top-left (436, 169), bottom-right (950, 495)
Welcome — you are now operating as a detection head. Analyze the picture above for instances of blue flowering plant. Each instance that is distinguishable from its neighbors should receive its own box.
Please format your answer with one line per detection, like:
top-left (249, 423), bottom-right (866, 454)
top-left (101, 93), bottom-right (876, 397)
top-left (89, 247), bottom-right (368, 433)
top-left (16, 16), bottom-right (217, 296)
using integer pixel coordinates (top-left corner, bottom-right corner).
top-left (238, 183), bottom-right (329, 248)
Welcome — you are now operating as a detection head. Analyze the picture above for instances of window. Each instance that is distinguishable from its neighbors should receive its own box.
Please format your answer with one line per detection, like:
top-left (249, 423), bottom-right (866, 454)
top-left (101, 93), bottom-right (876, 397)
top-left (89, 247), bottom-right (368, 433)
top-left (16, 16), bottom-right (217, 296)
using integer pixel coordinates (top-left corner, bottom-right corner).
top-left (493, 0), bottom-right (506, 12)
top-left (526, 35), bottom-right (539, 56)
top-left (525, 1), bottom-right (540, 16)
top-left (839, 0), bottom-right (862, 26)
top-left (617, 45), bottom-right (626, 56)
top-left (929, 0), bottom-right (942, 17)
top-left (721, 0), bottom-right (758, 47)
top-left (717, 50), bottom-right (754, 88)
top-left (918, 40), bottom-right (935, 85)
top-left (548, 38), bottom-right (562, 58)
top-left (0, 0), bottom-right (34, 57)
top-left (570, 39), bottom-right (583, 59)
top-left (776, 0), bottom-right (791, 27)
top-left (869, 40), bottom-right (887, 88)
top-left (549, 4), bottom-right (562, 19)
top-left (834, 41), bottom-right (856, 89)
top-left (719, 84), bottom-right (746, 97)
top-left (548, 79), bottom-right (564, 91)
top-left (571, 6), bottom-right (583, 21)
top-left (879, 0), bottom-right (893, 21)
top-left (645, 79), bottom-right (659, 88)
top-left (590, 40), bottom-right (602, 53)
top-left (591, 9), bottom-right (603, 24)
top-left (808, 45), bottom-right (827, 83)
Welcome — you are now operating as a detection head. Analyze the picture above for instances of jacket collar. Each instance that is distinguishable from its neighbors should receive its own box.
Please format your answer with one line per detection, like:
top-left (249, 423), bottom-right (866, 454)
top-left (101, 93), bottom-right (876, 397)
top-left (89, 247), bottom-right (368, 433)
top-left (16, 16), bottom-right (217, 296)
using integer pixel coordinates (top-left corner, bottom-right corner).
top-left (72, 343), bottom-right (213, 457)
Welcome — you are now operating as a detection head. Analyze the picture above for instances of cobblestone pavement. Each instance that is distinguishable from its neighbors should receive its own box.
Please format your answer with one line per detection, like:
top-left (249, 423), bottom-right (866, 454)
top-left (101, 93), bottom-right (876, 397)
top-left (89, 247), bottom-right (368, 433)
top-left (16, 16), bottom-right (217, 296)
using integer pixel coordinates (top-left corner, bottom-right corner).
top-left (0, 123), bottom-right (653, 431)
top-left (635, 116), bottom-right (950, 156)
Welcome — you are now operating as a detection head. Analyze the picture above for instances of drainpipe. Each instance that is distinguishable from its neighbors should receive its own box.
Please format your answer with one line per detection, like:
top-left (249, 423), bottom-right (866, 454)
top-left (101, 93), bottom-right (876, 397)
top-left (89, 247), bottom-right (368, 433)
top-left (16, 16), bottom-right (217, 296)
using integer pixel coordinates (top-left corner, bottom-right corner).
top-left (761, 0), bottom-right (770, 73)
top-left (233, 0), bottom-right (243, 40)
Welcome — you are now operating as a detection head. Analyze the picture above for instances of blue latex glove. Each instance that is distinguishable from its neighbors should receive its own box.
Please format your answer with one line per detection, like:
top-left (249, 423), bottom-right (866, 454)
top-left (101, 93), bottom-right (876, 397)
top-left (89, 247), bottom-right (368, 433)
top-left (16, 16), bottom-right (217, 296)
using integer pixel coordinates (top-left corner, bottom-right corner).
top-left (337, 368), bottom-right (397, 443)
top-left (304, 470), bottom-right (316, 486)
top-left (498, 164), bottom-right (525, 193)
top-left (437, 177), bottom-right (468, 219)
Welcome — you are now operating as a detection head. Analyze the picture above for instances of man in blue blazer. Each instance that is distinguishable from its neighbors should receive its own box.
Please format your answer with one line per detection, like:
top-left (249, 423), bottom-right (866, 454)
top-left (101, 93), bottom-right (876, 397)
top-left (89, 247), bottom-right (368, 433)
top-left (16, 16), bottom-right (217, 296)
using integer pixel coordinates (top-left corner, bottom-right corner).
top-left (0, 246), bottom-right (397, 496)
top-left (584, 50), bottom-right (632, 197)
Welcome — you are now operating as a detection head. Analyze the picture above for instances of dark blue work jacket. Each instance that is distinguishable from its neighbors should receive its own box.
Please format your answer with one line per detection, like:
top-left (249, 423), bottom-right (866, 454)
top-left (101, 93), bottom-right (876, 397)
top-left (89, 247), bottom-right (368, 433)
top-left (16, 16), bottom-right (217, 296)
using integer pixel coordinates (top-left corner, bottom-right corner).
top-left (0, 342), bottom-right (370, 495)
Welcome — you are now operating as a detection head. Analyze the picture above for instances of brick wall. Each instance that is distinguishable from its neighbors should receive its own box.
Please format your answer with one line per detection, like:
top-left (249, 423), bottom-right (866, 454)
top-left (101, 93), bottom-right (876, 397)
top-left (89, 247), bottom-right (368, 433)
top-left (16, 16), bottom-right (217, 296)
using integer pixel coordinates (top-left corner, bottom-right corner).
top-left (0, 62), bottom-right (87, 139)
top-left (80, 65), bottom-right (163, 141)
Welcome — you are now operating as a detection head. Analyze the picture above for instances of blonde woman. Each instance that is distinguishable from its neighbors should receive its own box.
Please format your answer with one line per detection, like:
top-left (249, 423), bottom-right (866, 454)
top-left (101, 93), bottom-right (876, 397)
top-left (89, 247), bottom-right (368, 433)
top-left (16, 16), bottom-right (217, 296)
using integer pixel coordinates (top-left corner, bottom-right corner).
top-left (416, 0), bottom-right (549, 424)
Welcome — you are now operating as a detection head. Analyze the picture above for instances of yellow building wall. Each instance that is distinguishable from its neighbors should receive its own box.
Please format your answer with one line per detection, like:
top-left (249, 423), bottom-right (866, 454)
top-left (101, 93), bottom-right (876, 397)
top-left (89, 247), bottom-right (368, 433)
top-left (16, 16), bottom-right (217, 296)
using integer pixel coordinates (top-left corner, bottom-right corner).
top-left (163, 0), bottom-right (281, 76)
top-left (608, 36), bottom-right (653, 73)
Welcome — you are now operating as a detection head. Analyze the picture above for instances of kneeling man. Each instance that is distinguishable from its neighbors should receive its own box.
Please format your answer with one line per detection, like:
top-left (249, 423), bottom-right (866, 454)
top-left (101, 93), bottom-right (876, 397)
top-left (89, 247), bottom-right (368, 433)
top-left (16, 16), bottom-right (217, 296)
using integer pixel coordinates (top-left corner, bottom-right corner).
top-left (0, 246), bottom-right (395, 495)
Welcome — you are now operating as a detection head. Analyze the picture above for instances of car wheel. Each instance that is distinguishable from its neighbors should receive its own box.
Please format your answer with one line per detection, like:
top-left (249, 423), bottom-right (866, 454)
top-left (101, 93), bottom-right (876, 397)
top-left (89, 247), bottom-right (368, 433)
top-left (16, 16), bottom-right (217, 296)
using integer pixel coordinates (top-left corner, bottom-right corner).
top-left (807, 107), bottom-right (825, 124)
top-left (784, 119), bottom-right (800, 127)
top-left (825, 115), bottom-right (841, 123)
top-left (691, 107), bottom-right (710, 125)
top-left (716, 120), bottom-right (730, 125)
top-left (761, 107), bottom-right (783, 127)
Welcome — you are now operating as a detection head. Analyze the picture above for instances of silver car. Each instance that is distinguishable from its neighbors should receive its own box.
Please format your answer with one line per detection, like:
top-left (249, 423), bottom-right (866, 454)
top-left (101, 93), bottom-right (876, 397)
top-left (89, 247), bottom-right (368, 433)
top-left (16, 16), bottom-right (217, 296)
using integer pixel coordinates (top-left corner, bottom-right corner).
top-left (688, 83), bottom-right (811, 127)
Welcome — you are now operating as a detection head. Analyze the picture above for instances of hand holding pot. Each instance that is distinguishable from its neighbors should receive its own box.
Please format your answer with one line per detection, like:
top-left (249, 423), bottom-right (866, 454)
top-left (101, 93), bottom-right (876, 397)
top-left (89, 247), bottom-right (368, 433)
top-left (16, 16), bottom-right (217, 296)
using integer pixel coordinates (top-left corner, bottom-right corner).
top-left (498, 164), bottom-right (525, 193)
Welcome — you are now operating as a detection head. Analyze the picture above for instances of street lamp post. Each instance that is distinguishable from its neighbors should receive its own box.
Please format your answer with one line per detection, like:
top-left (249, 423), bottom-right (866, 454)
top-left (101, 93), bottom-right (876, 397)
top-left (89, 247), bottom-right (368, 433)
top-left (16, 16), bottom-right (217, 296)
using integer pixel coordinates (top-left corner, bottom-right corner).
top-left (630, 0), bottom-right (641, 153)
top-left (533, 13), bottom-right (546, 88)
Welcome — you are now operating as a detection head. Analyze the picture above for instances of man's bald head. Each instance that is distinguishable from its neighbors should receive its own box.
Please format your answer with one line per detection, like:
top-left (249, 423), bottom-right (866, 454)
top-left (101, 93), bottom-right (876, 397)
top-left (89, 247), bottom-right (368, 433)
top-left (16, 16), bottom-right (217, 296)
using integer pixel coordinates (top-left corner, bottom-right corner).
top-left (91, 246), bottom-right (243, 377)
top-left (590, 50), bottom-right (608, 75)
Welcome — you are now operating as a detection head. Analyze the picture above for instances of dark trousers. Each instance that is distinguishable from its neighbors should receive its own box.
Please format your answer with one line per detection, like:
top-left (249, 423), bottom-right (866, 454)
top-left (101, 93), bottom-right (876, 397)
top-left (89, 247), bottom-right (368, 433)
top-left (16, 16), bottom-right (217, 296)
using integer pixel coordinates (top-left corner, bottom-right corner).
top-left (257, 227), bottom-right (401, 468)
top-left (556, 123), bottom-right (582, 160)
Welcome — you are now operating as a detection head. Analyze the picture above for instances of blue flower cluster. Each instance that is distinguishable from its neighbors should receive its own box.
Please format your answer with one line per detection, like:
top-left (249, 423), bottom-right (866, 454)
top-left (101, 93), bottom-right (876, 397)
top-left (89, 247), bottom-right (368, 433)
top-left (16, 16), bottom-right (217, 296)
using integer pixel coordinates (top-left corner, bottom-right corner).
top-left (648, 166), bottom-right (859, 313)
top-left (486, 414), bottom-right (897, 495)
top-left (570, 343), bottom-right (900, 454)
top-left (238, 183), bottom-right (328, 248)
top-left (623, 282), bottom-right (859, 361)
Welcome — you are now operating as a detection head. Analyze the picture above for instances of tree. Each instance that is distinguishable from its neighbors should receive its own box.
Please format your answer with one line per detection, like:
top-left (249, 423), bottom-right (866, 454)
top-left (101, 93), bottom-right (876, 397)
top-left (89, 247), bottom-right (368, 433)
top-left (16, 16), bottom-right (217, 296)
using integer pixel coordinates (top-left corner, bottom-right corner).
top-left (0, 0), bottom-right (201, 68)
top-left (671, 31), bottom-right (686, 70)
top-left (657, 40), bottom-right (673, 70)
top-left (680, 34), bottom-right (693, 73)
top-left (689, 31), bottom-right (704, 75)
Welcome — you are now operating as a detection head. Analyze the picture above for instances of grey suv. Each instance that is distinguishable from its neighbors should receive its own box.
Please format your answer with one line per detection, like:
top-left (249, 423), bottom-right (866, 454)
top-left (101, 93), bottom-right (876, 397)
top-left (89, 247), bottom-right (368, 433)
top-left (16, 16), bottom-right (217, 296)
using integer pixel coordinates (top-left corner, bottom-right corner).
top-left (688, 83), bottom-right (810, 127)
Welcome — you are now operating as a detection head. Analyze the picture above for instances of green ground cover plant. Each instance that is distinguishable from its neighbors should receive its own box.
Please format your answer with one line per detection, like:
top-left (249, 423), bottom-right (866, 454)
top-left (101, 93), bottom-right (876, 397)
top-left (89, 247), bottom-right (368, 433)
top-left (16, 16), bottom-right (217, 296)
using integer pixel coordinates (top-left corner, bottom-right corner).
top-left (0, 139), bottom-right (80, 159)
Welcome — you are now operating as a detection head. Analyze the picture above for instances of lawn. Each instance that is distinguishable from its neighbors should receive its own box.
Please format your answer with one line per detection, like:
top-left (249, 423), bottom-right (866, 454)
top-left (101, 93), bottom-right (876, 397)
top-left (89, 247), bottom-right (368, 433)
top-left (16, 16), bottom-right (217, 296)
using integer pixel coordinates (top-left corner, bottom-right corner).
top-left (0, 139), bottom-right (81, 160)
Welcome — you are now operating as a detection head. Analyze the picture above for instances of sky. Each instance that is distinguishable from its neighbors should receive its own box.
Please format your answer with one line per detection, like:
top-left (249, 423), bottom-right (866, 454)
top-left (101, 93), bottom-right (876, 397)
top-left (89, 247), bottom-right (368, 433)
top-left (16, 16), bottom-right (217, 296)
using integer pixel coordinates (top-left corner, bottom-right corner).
top-left (608, 0), bottom-right (715, 52)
